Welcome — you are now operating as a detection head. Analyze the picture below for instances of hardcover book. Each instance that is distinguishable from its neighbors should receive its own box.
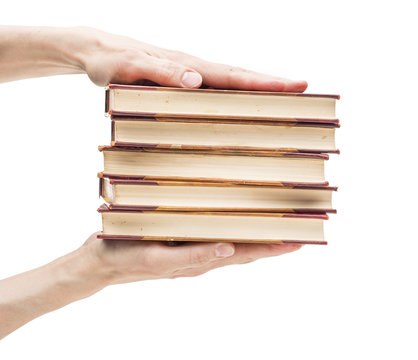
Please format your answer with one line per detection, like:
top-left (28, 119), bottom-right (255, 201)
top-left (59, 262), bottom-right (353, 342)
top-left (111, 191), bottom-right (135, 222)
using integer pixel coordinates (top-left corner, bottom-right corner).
top-left (98, 204), bottom-right (328, 245)
top-left (100, 176), bottom-right (336, 214)
top-left (110, 117), bottom-right (339, 154)
top-left (105, 84), bottom-right (339, 121)
top-left (100, 146), bottom-right (327, 183)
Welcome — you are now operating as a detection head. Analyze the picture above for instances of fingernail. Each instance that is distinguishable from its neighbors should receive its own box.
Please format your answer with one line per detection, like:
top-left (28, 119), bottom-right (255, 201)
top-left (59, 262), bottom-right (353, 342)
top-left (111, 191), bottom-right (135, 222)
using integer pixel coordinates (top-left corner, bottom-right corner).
top-left (215, 243), bottom-right (235, 258)
top-left (181, 71), bottom-right (202, 88)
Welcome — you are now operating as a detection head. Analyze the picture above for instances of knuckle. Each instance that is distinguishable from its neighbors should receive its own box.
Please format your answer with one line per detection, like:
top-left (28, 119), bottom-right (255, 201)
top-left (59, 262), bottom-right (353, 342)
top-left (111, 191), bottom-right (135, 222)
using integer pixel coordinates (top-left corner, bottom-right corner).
top-left (121, 47), bottom-right (142, 62)
top-left (189, 250), bottom-right (211, 266)
top-left (169, 272), bottom-right (182, 279)
top-left (155, 61), bottom-right (181, 82)
top-left (170, 263), bottom-right (210, 279)
top-left (167, 49), bottom-right (185, 57)
top-left (225, 66), bottom-right (252, 88)
top-left (228, 66), bottom-right (249, 74)
top-left (166, 49), bottom-right (192, 62)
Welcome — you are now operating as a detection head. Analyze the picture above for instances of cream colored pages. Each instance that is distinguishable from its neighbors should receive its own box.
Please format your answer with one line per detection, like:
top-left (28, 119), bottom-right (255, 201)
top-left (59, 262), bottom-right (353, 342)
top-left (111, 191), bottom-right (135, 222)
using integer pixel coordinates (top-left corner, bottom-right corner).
top-left (115, 121), bottom-right (336, 150)
top-left (110, 88), bottom-right (336, 119)
top-left (112, 184), bottom-right (332, 209)
top-left (102, 212), bottom-right (324, 241)
top-left (103, 151), bottom-right (325, 183)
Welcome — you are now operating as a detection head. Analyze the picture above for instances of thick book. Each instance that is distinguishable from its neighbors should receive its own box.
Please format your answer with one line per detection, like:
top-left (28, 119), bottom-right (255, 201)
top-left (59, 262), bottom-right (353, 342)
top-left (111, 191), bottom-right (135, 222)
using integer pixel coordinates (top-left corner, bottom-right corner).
top-left (110, 117), bottom-right (339, 154)
top-left (98, 204), bottom-right (328, 245)
top-left (99, 146), bottom-right (327, 184)
top-left (105, 84), bottom-right (339, 122)
top-left (99, 176), bottom-right (337, 214)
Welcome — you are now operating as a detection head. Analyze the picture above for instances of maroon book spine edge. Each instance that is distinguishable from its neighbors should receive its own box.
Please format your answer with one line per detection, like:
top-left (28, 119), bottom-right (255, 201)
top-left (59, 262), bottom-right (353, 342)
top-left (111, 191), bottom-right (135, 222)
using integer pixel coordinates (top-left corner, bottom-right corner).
top-left (110, 115), bottom-right (340, 128)
top-left (109, 110), bottom-right (340, 126)
top-left (111, 140), bottom-right (340, 155)
top-left (105, 88), bottom-right (110, 113)
top-left (99, 173), bottom-right (337, 191)
top-left (99, 145), bottom-right (329, 160)
top-left (105, 204), bottom-right (337, 214)
top-left (97, 204), bottom-right (329, 219)
top-left (98, 172), bottom-right (332, 188)
top-left (99, 177), bottom-right (104, 198)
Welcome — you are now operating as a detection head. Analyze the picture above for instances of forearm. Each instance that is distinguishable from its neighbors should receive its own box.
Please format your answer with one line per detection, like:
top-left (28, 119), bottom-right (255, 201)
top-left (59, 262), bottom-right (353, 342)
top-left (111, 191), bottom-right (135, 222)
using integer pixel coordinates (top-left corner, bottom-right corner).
top-left (0, 245), bottom-right (110, 340)
top-left (0, 26), bottom-right (92, 83)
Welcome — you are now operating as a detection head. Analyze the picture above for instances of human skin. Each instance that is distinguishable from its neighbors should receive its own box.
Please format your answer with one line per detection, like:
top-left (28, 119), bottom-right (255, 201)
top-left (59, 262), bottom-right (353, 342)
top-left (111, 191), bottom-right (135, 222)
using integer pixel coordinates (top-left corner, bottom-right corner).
top-left (0, 26), bottom-right (305, 340)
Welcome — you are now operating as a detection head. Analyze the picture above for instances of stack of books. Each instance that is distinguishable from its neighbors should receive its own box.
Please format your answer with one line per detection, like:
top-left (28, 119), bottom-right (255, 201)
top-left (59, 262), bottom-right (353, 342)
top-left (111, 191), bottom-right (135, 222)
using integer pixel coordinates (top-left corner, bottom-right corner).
top-left (98, 84), bottom-right (339, 245)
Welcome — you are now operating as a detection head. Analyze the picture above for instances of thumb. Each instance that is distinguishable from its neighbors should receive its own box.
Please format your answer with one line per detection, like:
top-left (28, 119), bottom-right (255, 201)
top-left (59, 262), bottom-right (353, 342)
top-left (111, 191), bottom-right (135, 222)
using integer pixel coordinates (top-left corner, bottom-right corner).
top-left (160, 242), bottom-right (236, 268)
top-left (140, 57), bottom-right (202, 88)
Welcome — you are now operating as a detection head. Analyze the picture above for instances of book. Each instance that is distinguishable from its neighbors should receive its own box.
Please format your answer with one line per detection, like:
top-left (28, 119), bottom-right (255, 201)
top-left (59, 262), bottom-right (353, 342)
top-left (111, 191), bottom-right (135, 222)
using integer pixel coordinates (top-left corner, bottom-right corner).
top-left (100, 176), bottom-right (336, 214)
top-left (97, 204), bottom-right (328, 245)
top-left (110, 117), bottom-right (339, 154)
top-left (99, 84), bottom-right (339, 246)
top-left (100, 146), bottom-right (327, 183)
top-left (105, 84), bottom-right (339, 121)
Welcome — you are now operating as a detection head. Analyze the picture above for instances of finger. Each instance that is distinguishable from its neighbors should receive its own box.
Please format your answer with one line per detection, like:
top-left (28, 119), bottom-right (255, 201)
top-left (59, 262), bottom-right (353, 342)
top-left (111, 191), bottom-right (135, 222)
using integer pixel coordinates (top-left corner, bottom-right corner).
top-left (194, 243), bottom-right (303, 274)
top-left (168, 243), bottom-right (302, 278)
top-left (179, 57), bottom-right (307, 92)
top-left (155, 242), bottom-right (235, 269)
top-left (202, 63), bottom-right (307, 92)
top-left (132, 57), bottom-right (202, 88)
top-left (231, 243), bottom-right (302, 262)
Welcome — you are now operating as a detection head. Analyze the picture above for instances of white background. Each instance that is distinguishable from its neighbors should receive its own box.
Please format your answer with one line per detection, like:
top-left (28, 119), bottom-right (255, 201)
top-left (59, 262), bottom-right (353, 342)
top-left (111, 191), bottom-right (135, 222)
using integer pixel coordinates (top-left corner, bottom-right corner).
top-left (1, 0), bottom-right (417, 358)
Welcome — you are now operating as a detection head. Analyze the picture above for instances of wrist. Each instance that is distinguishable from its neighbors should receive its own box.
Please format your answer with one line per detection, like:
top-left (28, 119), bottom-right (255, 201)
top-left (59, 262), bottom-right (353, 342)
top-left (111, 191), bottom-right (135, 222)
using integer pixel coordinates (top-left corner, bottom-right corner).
top-left (57, 244), bottom-right (113, 297)
top-left (44, 26), bottom-right (94, 74)
top-left (64, 26), bottom-right (103, 72)
top-left (78, 235), bottom-right (126, 286)
top-left (23, 26), bottom-right (87, 75)
top-left (52, 241), bottom-right (114, 302)
top-left (16, 26), bottom-right (104, 75)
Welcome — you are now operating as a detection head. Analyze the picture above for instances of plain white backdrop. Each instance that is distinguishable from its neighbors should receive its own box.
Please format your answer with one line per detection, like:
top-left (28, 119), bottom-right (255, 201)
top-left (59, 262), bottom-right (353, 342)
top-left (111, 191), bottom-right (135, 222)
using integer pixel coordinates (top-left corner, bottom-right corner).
top-left (1, 1), bottom-right (417, 359)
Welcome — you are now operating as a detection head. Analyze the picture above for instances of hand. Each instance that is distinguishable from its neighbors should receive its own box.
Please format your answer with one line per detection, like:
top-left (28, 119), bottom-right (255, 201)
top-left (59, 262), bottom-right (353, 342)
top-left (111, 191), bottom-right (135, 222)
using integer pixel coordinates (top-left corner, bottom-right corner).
top-left (83, 232), bottom-right (302, 285)
top-left (79, 27), bottom-right (307, 91)
top-left (0, 231), bottom-right (301, 340)
top-left (0, 26), bottom-right (307, 90)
